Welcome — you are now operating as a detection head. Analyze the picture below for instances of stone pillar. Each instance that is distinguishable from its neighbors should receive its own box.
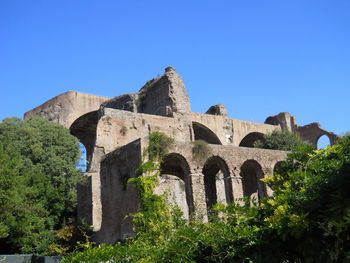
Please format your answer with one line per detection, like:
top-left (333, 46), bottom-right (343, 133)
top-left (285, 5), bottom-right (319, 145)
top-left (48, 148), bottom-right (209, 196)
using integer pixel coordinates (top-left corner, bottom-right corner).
top-left (216, 171), bottom-right (227, 204)
top-left (262, 167), bottom-right (273, 197)
top-left (190, 173), bottom-right (208, 222)
top-left (231, 176), bottom-right (244, 200)
top-left (77, 172), bottom-right (102, 231)
top-left (91, 172), bottom-right (102, 231)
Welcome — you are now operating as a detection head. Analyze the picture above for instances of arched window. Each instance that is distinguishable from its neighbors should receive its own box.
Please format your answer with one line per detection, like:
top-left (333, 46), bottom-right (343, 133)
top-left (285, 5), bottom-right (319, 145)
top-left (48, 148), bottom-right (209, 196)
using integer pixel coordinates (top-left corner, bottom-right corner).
top-left (159, 153), bottom-right (193, 219)
top-left (240, 160), bottom-right (266, 202)
top-left (192, 122), bottom-right (221, 145)
top-left (202, 156), bottom-right (232, 212)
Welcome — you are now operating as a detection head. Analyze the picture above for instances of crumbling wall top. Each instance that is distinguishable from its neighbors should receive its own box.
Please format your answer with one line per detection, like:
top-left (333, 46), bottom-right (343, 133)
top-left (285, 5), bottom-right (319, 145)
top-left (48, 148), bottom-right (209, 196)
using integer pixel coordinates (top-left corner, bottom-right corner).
top-left (137, 67), bottom-right (191, 117)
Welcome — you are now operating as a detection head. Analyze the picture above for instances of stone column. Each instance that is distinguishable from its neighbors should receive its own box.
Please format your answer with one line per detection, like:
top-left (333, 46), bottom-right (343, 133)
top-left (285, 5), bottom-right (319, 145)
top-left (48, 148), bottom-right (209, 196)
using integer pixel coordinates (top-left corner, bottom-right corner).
top-left (230, 166), bottom-right (245, 205)
top-left (190, 173), bottom-right (208, 222)
top-left (91, 172), bottom-right (102, 231)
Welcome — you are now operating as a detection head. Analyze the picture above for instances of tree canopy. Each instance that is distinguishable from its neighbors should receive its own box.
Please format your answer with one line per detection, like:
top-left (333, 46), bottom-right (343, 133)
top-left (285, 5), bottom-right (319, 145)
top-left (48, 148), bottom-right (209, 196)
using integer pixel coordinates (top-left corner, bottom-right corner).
top-left (0, 117), bottom-right (82, 254)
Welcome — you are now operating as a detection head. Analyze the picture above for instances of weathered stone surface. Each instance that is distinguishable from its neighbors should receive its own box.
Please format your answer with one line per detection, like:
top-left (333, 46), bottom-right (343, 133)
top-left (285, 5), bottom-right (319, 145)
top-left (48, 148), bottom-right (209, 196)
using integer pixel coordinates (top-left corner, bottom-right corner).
top-left (101, 93), bottom-right (139, 113)
top-left (265, 112), bottom-right (297, 131)
top-left (296, 122), bottom-right (338, 147)
top-left (24, 67), bottom-right (338, 243)
top-left (94, 139), bottom-right (141, 244)
top-left (24, 91), bottom-right (110, 128)
top-left (138, 67), bottom-right (191, 117)
top-left (265, 112), bottom-right (339, 147)
top-left (206, 104), bottom-right (228, 116)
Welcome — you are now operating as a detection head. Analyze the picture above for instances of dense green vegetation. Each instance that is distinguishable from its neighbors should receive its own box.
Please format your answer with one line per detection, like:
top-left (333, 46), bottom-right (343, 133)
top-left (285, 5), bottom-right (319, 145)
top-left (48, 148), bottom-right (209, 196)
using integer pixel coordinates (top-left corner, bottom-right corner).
top-left (254, 130), bottom-right (308, 151)
top-left (0, 117), bottom-right (83, 254)
top-left (63, 132), bottom-right (350, 263)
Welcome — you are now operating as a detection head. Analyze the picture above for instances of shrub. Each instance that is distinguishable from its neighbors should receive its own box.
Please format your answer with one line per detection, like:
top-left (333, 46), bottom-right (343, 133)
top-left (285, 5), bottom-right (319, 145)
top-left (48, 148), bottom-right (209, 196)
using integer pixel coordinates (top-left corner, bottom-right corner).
top-left (192, 140), bottom-right (212, 163)
top-left (147, 131), bottom-right (174, 160)
top-left (254, 130), bottom-right (309, 151)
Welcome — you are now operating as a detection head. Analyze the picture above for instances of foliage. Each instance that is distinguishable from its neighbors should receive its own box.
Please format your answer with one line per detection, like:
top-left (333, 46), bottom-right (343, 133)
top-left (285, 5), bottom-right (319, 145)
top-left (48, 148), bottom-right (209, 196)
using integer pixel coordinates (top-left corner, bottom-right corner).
top-left (191, 139), bottom-right (212, 164)
top-left (254, 130), bottom-right (309, 151)
top-left (63, 132), bottom-right (350, 262)
top-left (146, 131), bottom-right (174, 160)
top-left (262, 139), bottom-right (350, 262)
top-left (48, 222), bottom-right (94, 256)
top-left (336, 131), bottom-right (350, 145)
top-left (0, 117), bottom-right (82, 254)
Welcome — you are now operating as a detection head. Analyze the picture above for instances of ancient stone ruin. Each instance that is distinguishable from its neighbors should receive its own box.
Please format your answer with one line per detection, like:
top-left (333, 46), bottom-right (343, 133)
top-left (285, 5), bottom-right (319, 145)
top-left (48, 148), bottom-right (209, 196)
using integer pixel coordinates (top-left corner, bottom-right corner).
top-left (24, 67), bottom-right (338, 244)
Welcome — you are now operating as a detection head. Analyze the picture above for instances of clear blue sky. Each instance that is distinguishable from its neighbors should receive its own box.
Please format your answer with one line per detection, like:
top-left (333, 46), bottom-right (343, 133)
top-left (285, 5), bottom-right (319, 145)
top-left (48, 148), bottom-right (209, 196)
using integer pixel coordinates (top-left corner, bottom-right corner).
top-left (1, 0), bottom-right (349, 137)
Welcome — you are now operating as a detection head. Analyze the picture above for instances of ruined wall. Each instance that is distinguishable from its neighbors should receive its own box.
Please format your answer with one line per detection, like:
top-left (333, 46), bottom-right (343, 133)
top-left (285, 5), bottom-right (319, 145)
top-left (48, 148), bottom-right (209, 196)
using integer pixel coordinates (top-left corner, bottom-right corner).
top-left (296, 122), bottom-right (338, 146)
top-left (99, 140), bottom-right (288, 240)
top-left (24, 91), bottom-right (110, 128)
top-left (138, 66), bottom-right (191, 117)
top-left (94, 139), bottom-right (142, 244)
top-left (101, 93), bottom-right (139, 113)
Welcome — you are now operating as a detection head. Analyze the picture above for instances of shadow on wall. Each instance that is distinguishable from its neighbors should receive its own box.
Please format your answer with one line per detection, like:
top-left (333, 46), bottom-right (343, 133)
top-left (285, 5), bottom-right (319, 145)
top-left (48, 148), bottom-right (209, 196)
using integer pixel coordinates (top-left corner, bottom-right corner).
top-left (192, 122), bottom-right (222, 145)
top-left (159, 153), bottom-right (194, 220)
top-left (240, 160), bottom-right (266, 202)
top-left (239, 132), bottom-right (265, 148)
top-left (203, 156), bottom-right (233, 211)
top-left (69, 111), bottom-right (99, 171)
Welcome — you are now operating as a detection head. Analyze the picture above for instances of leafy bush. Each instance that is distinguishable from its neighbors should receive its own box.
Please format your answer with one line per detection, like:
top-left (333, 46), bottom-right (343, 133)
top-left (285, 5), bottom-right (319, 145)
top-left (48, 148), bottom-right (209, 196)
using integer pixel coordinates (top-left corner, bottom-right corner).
top-left (147, 131), bottom-right (174, 160)
top-left (192, 140), bottom-right (212, 163)
top-left (254, 130), bottom-right (309, 151)
top-left (48, 222), bottom-right (94, 255)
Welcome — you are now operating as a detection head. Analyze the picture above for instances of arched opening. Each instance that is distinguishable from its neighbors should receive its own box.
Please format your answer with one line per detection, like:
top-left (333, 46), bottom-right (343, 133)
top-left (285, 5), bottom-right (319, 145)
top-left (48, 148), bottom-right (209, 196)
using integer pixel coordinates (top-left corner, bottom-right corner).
top-left (240, 160), bottom-right (266, 202)
top-left (273, 161), bottom-right (285, 176)
top-left (192, 122), bottom-right (221, 145)
top-left (159, 153), bottom-right (193, 219)
top-left (239, 132), bottom-right (265, 148)
top-left (317, 134), bottom-right (331, 149)
top-left (78, 142), bottom-right (88, 172)
top-left (70, 111), bottom-right (98, 171)
top-left (202, 156), bottom-right (233, 212)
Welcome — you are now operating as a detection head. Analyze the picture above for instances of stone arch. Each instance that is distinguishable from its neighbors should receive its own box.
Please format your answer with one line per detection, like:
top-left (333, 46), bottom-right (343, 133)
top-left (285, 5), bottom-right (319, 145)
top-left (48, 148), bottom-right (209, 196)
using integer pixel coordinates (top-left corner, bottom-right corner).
top-left (159, 153), bottom-right (194, 219)
top-left (317, 134), bottom-right (331, 149)
top-left (273, 161), bottom-right (285, 175)
top-left (239, 132), bottom-right (265, 148)
top-left (296, 123), bottom-right (338, 147)
top-left (240, 159), bottom-right (266, 201)
top-left (202, 156), bottom-right (233, 211)
top-left (192, 122), bottom-right (222, 145)
top-left (70, 111), bottom-right (99, 171)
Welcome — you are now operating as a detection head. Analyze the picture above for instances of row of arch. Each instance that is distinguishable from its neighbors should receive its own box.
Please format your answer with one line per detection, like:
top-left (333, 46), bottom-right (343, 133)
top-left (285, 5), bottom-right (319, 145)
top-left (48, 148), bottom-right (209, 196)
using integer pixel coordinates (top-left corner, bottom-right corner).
top-left (158, 153), bottom-right (283, 220)
top-left (193, 121), bottom-right (333, 149)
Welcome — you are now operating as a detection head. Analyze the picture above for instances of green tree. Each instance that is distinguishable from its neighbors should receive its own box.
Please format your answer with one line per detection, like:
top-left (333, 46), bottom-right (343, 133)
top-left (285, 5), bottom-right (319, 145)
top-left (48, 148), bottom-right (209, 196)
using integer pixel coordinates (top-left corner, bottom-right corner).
top-left (262, 139), bottom-right (350, 262)
top-left (254, 130), bottom-right (309, 151)
top-left (0, 117), bottom-right (82, 254)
